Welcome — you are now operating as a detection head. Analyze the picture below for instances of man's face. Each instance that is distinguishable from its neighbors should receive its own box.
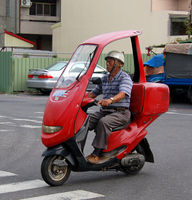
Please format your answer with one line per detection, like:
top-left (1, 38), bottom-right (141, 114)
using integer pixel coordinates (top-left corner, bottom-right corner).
top-left (106, 58), bottom-right (115, 72)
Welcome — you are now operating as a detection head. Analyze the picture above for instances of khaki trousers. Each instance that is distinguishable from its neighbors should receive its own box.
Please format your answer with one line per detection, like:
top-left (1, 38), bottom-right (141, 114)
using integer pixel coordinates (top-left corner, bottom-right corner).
top-left (88, 108), bottom-right (131, 149)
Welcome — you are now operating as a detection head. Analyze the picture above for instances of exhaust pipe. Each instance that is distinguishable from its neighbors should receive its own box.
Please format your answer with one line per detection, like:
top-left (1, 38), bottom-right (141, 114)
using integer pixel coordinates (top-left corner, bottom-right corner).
top-left (121, 153), bottom-right (145, 167)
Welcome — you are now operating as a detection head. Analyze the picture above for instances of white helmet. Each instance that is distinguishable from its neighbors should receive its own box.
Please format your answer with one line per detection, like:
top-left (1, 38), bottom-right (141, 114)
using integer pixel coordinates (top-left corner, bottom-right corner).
top-left (105, 51), bottom-right (124, 64)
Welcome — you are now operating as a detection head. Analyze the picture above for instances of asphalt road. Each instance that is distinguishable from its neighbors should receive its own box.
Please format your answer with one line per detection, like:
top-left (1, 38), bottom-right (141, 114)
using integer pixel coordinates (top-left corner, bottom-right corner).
top-left (0, 93), bottom-right (192, 200)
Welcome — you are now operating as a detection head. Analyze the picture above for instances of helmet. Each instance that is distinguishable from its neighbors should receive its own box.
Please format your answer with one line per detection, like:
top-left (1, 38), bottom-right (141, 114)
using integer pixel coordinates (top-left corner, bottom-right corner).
top-left (105, 51), bottom-right (124, 64)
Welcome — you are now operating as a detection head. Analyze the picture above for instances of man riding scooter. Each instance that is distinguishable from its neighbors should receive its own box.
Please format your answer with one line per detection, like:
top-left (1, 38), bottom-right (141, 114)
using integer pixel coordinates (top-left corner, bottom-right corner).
top-left (41, 31), bottom-right (169, 186)
top-left (87, 51), bottom-right (133, 164)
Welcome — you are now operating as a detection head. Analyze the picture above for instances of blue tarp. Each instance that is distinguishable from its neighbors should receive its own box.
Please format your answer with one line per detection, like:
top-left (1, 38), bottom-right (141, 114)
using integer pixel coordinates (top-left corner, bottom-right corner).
top-left (144, 54), bottom-right (165, 82)
top-left (144, 54), bottom-right (165, 68)
top-left (146, 73), bottom-right (165, 82)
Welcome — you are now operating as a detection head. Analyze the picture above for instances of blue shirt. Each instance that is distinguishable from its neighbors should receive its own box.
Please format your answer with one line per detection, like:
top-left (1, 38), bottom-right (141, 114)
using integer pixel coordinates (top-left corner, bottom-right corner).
top-left (91, 70), bottom-right (133, 108)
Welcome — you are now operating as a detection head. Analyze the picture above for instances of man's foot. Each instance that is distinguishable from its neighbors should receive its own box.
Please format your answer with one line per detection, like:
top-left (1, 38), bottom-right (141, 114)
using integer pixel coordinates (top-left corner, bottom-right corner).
top-left (86, 154), bottom-right (100, 164)
top-left (86, 153), bottom-right (112, 164)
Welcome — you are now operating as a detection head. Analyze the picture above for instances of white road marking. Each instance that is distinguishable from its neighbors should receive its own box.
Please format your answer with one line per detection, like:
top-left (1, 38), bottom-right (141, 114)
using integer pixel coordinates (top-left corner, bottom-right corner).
top-left (0, 172), bottom-right (104, 199)
top-left (0, 115), bottom-right (42, 129)
top-left (167, 111), bottom-right (192, 116)
top-left (0, 170), bottom-right (17, 177)
top-left (20, 125), bottom-right (41, 129)
top-left (0, 122), bottom-right (16, 126)
top-left (0, 179), bottom-right (47, 194)
top-left (20, 190), bottom-right (104, 200)
top-left (34, 116), bottom-right (43, 119)
top-left (0, 115), bottom-right (8, 118)
top-left (13, 118), bottom-right (42, 123)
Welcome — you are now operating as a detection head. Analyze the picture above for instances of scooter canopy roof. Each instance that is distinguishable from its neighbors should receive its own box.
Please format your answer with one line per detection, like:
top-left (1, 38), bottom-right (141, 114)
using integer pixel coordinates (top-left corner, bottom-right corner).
top-left (83, 30), bottom-right (141, 46)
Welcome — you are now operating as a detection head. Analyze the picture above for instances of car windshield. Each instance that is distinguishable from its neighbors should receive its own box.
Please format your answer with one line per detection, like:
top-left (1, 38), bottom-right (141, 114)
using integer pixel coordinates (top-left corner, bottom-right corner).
top-left (48, 62), bottom-right (67, 71)
top-left (56, 45), bottom-right (97, 89)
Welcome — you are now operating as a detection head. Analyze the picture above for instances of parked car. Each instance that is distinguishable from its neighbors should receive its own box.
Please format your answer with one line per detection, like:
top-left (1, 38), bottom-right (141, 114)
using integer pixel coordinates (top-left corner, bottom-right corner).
top-left (27, 61), bottom-right (107, 94)
top-left (27, 61), bottom-right (68, 94)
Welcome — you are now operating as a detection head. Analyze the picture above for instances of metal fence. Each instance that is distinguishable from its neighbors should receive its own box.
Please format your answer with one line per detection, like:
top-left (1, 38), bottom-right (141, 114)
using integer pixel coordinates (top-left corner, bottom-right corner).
top-left (0, 52), bottom-right (153, 93)
top-left (0, 52), bottom-right (13, 92)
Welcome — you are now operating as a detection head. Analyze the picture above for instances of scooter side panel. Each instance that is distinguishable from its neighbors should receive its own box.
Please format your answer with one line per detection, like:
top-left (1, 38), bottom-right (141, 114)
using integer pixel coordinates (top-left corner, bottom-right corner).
top-left (104, 122), bottom-right (138, 152)
top-left (42, 80), bottom-right (88, 147)
top-left (117, 129), bottom-right (148, 160)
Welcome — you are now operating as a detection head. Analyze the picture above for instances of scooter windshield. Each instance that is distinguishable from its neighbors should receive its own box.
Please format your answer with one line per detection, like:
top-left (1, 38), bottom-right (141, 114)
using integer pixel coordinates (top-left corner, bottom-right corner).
top-left (56, 45), bottom-right (97, 89)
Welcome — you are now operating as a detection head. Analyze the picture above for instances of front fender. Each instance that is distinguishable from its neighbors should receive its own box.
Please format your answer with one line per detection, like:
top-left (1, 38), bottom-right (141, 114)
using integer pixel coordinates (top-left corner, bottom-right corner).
top-left (42, 145), bottom-right (76, 166)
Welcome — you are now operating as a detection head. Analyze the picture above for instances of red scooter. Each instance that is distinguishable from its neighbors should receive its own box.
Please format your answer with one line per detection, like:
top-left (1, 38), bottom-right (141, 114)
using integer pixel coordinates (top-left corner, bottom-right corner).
top-left (41, 31), bottom-right (169, 186)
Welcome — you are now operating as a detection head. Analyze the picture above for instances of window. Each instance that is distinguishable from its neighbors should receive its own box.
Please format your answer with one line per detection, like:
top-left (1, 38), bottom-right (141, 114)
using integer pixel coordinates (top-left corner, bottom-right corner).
top-left (30, 2), bottom-right (56, 16)
top-left (170, 16), bottom-right (187, 36)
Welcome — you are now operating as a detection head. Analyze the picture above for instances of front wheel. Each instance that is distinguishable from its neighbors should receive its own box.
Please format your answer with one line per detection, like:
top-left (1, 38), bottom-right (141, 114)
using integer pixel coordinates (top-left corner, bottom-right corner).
top-left (41, 155), bottom-right (71, 186)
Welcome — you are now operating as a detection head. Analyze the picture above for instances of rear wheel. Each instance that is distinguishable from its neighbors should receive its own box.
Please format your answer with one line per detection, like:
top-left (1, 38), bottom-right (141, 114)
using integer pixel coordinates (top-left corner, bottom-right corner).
top-left (120, 144), bottom-right (145, 175)
top-left (41, 155), bottom-right (71, 186)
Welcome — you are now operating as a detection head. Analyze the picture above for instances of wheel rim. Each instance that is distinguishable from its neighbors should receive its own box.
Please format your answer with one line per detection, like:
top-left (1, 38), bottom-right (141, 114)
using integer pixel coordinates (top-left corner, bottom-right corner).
top-left (47, 156), bottom-right (69, 182)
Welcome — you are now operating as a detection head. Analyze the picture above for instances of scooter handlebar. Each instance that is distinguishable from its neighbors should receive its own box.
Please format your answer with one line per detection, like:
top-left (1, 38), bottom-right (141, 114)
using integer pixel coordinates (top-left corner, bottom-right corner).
top-left (81, 97), bottom-right (98, 112)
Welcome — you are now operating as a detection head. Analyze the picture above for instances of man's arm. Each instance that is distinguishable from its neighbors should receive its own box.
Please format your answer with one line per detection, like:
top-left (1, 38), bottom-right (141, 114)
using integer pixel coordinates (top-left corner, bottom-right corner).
top-left (98, 92), bottom-right (126, 107)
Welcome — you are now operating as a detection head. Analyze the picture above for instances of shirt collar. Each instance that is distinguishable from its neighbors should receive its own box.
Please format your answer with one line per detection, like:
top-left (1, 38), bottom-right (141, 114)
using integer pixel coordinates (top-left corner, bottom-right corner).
top-left (107, 69), bottom-right (122, 80)
top-left (115, 69), bottom-right (122, 79)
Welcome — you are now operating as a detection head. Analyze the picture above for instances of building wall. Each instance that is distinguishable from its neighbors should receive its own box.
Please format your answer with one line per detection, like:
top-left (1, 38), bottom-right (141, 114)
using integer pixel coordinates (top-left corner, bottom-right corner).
top-left (20, 9), bottom-right (60, 35)
top-left (0, 0), bottom-right (6, 47)
top-left (152, 0), bottom-right (178, 11)
top-left (52, 0), bottom-right (190, 55)
top-left (178, 0), bottom-right (191, 11)
top-left (0, 0), bottom-right (19, 47)
top-left (152, 0), bottom-right (191, 11)
top-left (20, 20), bottom-right (55, 35)
top-left (19, 0), bottom-right (61, 50)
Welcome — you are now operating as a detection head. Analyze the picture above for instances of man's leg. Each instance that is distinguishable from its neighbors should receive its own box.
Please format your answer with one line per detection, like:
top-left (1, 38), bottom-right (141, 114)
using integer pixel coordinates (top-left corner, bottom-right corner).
top-left (92, 109), bottom-right (131, 149)
top-left (88, 110), bottom-right (105, 131)
top-left (86, 110), bottom-right (106, 163)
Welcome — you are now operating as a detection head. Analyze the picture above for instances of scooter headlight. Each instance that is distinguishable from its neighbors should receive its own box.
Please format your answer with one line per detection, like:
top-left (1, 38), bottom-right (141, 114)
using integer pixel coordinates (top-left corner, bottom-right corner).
top-left (42, 125), bottom-right (62, 134)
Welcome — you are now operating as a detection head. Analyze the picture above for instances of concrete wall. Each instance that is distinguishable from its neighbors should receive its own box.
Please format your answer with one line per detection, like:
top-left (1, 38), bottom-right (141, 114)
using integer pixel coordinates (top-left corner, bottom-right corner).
top-left (0, 0), bottom-right (6, 47)
top-left (52, 0), bottom-right (190, 55)
top-left (152, 0), bottom-right (191, 11)
top-left (178, 0), bottom-right (191, 11)
top-left (152, 0), bottom-right (178, 11)
top-left (0, 0), bottom-right (19, 47)
top-left (20, 21), bottom-right (55, 35)
top-left (20, 7), bottom-right (59, 35)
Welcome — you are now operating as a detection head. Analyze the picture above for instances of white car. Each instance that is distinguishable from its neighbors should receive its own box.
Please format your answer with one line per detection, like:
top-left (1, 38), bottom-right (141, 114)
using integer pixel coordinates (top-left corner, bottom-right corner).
top-left (27, 61), bottom-right (106, 94)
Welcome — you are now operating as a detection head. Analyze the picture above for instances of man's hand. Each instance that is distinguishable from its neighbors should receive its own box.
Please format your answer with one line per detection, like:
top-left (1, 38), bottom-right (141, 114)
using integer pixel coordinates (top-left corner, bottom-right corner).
top-left (88, 92), bottom-right (97, 98)
top-left (98, 99), bottom-right (112, 107)
top-left (98, 92), bottom-right (126, 107)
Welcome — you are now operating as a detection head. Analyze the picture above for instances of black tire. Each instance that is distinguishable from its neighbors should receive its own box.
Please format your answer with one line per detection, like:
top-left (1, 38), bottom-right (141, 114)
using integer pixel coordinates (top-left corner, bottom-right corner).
top-left (39, 89), bottom-right (51, 95)
top-left (187, 86), bottom-right (192, 104)
top-left (41, 155), bottom-right (71, 186)
top-left (120, 144), bottom-right (145, 175)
